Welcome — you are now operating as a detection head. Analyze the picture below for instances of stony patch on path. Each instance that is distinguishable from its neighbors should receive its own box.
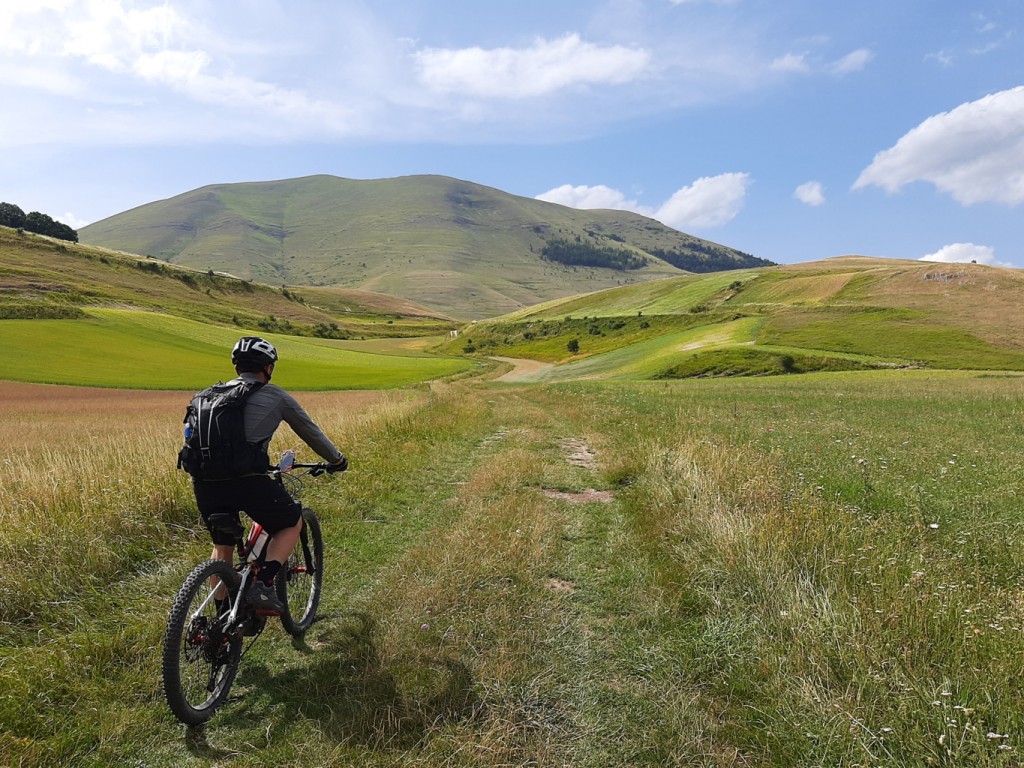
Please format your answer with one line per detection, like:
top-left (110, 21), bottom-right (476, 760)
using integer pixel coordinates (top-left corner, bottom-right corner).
top-left (561, 438), bottom-right (598, 470)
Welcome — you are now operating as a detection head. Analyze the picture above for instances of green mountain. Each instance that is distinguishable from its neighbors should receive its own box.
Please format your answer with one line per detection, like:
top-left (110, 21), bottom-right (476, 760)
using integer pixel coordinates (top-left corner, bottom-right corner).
top-left (79, 174), bottom-right (769, 319)
top-left (443, 256), bottom-right (1024, 378)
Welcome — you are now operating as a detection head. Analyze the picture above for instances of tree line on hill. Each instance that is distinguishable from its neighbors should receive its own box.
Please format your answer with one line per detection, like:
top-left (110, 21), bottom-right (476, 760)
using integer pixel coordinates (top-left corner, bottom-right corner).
top-left (0, 202), bottom-right (79, 243)
top-left (540, 237), bottom-right (648, 271)
top-left (538, 236), bottom-right (773, 274)
top-left (649, 244), bottom-right (774, 272)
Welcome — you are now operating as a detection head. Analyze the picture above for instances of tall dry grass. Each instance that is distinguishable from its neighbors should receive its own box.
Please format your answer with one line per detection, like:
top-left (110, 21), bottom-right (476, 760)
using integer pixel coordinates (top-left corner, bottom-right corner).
top-left (0, 382), bottom-right (411, 629)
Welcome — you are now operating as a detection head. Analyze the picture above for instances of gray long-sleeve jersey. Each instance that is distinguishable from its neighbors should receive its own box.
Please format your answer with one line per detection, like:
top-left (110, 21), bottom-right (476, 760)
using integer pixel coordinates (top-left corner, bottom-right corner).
top-left (233, 373), bottom-right (344, 463)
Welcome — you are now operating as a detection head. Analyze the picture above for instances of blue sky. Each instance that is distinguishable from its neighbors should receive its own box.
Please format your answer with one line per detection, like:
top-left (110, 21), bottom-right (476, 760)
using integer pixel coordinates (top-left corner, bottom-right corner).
top-left (2, 0), bottom-right (1022, 268)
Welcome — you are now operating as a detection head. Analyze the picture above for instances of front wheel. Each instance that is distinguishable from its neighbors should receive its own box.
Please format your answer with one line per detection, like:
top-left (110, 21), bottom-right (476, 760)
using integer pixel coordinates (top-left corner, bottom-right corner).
top-left (277, 507), bottom-right (323, 635)
top-left (162, 559), bottom-right (242, 725)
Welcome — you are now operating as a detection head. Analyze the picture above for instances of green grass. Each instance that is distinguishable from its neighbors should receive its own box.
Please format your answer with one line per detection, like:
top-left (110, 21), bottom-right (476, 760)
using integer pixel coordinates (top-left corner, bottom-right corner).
top-left (1, 309), bottom-right (476, 389)
top-left (761, 306), bottom-right (1024, 370)
top-left (3, 371), bottom-right (1024, 766)
top-left (0, 225), bottom-right (455, 337)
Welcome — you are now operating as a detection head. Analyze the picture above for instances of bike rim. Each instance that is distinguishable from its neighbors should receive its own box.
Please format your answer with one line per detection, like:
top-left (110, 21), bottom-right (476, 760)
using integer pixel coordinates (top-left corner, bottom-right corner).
top-left (284, 548), bottom-right (315, 621)
top-left (177, 578), bottom-right (237, 711)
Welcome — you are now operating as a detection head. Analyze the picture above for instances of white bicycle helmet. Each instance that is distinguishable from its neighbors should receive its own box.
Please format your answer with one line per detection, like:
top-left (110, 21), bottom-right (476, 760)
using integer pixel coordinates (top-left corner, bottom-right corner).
top-left (231, 336), bottom-right (278, 368)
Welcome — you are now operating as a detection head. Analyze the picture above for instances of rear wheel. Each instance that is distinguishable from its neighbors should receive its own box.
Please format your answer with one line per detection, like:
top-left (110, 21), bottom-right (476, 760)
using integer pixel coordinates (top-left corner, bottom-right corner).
top-left (277, 507), bottom-right (323, 635)
top-left (162, 559), bottom-right (242, 724)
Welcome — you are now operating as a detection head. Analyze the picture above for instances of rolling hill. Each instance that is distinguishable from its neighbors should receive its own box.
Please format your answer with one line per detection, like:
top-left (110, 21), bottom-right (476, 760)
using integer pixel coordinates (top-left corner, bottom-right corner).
top-left (79, 174), bottom-right (770, 319)
top-left (0, 225), bottom-right (452, 335)
top-left (444, 256), bottom-right (1024, 379)
top-left (0, 225), bottom-right (477, 388)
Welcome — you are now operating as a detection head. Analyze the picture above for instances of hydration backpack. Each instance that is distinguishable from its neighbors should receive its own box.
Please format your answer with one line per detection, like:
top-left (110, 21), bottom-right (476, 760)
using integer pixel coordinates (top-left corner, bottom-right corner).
top-left (177, 379), bottom-right (268, 480)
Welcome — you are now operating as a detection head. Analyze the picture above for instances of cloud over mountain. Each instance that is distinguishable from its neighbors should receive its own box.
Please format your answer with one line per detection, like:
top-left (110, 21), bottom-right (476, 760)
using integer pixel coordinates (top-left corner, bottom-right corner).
top-left (537, 172), bottom-right (751, 230)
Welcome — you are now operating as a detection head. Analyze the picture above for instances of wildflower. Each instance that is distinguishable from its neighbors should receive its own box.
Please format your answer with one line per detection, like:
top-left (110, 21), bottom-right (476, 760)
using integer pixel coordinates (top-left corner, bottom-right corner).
top-left (929, 523), bottom-right (939, 529)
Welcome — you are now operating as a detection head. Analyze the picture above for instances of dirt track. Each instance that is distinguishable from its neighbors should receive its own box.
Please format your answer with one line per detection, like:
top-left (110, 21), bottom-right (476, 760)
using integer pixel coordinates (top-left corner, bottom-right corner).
top-left (490, 356), bottom-right (554, 382)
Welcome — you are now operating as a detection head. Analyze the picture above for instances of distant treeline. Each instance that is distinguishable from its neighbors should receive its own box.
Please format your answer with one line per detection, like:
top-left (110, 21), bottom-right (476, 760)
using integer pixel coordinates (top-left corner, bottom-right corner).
top-left (650, 244), bottom-right (774, 273)
top-left (0, 202), bottom-right (79, 243)
top-left (541, 238), bottom-right (648, 271)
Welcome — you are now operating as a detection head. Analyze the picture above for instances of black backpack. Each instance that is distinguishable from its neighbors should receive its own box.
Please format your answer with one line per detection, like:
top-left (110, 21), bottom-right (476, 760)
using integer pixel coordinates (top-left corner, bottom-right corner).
top-left (177, 379), bottom-right (268, 480)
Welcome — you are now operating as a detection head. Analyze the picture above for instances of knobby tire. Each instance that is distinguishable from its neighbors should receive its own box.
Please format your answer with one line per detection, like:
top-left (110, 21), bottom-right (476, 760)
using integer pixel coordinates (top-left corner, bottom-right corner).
top-left (162, 559), bottom-right (243, 725)
top-left (277, 507), bottom-right (324, 635)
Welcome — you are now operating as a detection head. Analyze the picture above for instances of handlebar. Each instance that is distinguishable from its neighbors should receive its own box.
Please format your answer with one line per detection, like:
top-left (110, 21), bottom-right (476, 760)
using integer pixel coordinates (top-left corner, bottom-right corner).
top-left (276, 450), bottom-right (347, 477)
top-left (278, 462), bottom-right (340, 477)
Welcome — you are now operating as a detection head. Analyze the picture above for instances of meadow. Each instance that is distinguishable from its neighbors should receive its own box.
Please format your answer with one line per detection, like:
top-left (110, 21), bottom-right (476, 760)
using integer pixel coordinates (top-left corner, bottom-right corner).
top-left (1, 309), bottom-right (475, 389)
top-left (2, 370), bottom-right (1022, 766)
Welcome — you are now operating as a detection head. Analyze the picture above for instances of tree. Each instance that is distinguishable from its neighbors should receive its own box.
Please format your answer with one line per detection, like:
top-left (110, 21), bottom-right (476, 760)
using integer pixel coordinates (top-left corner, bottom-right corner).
top-left (0, 202), bottom-right (26, 228)
top-left (567, 339), bottom-right (580, 354)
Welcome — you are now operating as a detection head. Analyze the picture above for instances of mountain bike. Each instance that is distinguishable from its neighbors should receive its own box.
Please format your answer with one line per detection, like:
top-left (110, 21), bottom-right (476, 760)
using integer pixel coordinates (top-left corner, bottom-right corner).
top-left (162, 455), bottom-right (332, 725)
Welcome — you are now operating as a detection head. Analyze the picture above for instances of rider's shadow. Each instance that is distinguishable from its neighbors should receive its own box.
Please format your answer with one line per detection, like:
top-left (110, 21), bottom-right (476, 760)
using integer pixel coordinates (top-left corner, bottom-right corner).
top-left (216, 611), bottom-right (484, 750)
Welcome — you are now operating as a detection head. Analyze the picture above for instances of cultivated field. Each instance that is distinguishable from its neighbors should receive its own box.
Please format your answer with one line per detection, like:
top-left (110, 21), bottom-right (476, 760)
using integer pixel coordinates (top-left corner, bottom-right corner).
top-left (1, 309), bottom-right (475, 389)
top-left (2, 371), bottom-right (1022, 766)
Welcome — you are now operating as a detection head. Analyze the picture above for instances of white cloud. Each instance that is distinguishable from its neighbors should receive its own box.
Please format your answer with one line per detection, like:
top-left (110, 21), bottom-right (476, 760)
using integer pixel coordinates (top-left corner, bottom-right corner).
top-left (535, 184), bottom-right (640, 211)
top-left (537, 172), bottom-right (751, 230)
top-left (770, 53), bottom-right (810, 74)
top-left (60, 211), bottom-right (91, 230)
top-left (920, 242), bottom-right (1012, 268)
top-left (413, 34), bottom-right (650, 99)
top-left (854, 86), bottom-right (1024, 205)
top-left (794, 181), bottom-right (826, 206)
top-left (829, 48), bottom-right (874, 74)
top-left (655, 173), bottom-right (750, 228)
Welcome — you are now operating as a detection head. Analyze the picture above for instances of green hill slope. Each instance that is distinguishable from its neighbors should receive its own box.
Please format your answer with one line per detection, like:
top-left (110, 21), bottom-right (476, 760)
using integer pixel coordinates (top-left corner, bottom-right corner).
top-left (0, 226), bottom-right (452, 337)
top-left (0, 226), bottom-right (475, 388)
top-left (449, 257), bottom-right (1024, 378)
top-left (2, 309), bottom-right (474, 389)
top-left (79, 174), bottom-right (769, 319)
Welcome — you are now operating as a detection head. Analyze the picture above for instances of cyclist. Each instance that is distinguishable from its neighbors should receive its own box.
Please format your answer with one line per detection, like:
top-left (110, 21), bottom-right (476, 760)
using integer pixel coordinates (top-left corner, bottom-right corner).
top-left (186, 336), bottom-right (347, 613)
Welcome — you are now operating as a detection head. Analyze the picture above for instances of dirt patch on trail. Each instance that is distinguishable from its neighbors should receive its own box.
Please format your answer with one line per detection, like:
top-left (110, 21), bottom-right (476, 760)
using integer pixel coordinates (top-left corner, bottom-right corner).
top-left (542, 488), bottom-right (614, 503)
top-left (545, 578), bottom-right (576, 593)
top-left (561, 438), bottom-right (598, 469)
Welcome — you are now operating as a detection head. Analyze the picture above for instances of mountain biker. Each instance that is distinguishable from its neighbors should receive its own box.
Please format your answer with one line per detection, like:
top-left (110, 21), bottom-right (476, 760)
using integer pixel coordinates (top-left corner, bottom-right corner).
top-left (187, 336), bottom-right (347, 613)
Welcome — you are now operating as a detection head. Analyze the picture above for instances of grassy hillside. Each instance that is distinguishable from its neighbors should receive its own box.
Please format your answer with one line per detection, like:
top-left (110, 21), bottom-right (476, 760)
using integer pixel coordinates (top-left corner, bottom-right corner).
top-left (447, 257), bottom-right (1024, 378)
top-left (0, 226), bottom-right (453, 337)
top-left (79, 175), bottom-right (769, 319)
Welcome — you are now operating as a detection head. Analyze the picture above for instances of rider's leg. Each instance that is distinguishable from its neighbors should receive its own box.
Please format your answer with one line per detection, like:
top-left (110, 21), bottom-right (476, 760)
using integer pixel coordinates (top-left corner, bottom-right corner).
top-left (261, 516), bottom-right (303, 584)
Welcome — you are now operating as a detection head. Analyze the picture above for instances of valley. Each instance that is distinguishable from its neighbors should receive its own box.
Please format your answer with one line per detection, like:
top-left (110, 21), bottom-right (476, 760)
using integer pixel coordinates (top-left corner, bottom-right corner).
top-left (2, 218), bottom-right (1023, 767)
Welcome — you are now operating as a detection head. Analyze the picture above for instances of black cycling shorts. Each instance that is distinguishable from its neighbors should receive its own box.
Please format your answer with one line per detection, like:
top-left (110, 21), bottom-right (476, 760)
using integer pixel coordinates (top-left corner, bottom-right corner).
top-left (193, 475), bottom-right (302, 546)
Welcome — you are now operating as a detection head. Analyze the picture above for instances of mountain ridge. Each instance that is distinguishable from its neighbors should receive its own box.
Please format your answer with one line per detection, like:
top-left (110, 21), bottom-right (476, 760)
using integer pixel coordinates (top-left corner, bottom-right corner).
top-left (80, 174), bottom-right (770, 319)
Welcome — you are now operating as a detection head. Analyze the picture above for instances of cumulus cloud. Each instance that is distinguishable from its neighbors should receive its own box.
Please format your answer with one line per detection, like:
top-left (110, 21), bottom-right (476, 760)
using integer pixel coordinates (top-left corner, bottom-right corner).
top-left (535, 184), bottom-right (640, 211)
top-left (794, 181), bottom-right (826, 206)
top-left (920, 242), bottom-right (1012, 268)
top-left (536, 172), bottom-right (751, 230)
top-left (413, 34), bottom-right (650, 99)
top-left (655, 173), bottom-right (751, 228)
top-left (854, 86), bottom-right (1024, 205)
